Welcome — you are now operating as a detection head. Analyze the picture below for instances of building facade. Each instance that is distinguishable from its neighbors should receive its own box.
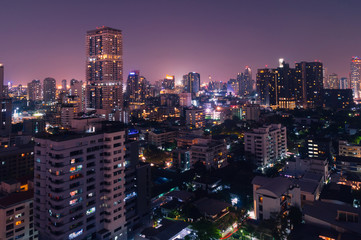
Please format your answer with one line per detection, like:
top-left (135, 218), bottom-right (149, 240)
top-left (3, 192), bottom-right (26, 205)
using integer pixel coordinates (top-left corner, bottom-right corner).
top-left (86, 27), bottom-right (123, 118)
top-left (350, 56), bottom-right (361, 99)
top-left (244, 124), bottom-right (287, 166)
top-left (43, 77), bottom-right (56, 102)
top-left (27, 80), bottom-right (42, 101)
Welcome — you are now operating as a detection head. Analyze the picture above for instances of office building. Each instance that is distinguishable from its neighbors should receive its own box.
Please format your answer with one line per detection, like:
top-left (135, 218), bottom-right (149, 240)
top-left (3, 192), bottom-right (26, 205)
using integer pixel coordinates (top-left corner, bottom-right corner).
top-left (43, 77), bottom-right (56, 102)
top-left (340, 77), bottom-right (348, 89)
top-left (0, 180), bottom-right (37, 240)
top-left (327, 73), bottom-right (339, 89)
top-left (252, 176), bottom-right (301, 220)
top-left (350, 56), bottom-right (361, 99)
top-left (244, 124), bottom-right (287, 166)
top-left (27, 80), bottom-right (42, 101)
top-left (86, 27), bottom-right (123, 118)
top-left (183, 72), bottom-right (200, 97)
top-left (34, 121), bottom-right (129, 240)
top-left (256, 68), bottom-right (276, 107)
top-left (162, 75), bottom-right (175, 90)
top-left (126, 71), bottom-right (149, 103)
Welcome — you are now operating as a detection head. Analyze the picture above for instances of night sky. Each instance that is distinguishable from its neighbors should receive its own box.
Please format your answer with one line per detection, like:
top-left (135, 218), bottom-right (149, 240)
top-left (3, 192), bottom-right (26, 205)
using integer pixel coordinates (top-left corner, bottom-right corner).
top-left (1, 0), bottom-right (361, 85)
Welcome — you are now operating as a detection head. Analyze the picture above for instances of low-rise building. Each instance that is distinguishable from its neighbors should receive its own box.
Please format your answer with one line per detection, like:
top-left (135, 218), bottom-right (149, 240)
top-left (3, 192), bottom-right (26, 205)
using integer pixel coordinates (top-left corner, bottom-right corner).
top-left (339, 140), bottom-right (361, 158)
top-left (252, 176), bottom-right (301, 220)
top-left (190, 138), bottom-right (227, 170)
top-left (148, 129), bottom-right (177, 147)
top-left (0, 180), bottom-right (37, 240)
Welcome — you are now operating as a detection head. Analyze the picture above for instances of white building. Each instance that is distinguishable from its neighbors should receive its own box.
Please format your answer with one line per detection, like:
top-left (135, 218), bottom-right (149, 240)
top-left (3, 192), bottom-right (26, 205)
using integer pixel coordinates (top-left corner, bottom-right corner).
top-left (244, 124), bottom-right (287, 166)
top-left (252, 176), bottom-right (301, 220)
top-left (34, 121), bottom-right (128, 240)
top-left (0, 180), bottom-right (37, 240)
top-left (339, 140), bottom-right (361, 158)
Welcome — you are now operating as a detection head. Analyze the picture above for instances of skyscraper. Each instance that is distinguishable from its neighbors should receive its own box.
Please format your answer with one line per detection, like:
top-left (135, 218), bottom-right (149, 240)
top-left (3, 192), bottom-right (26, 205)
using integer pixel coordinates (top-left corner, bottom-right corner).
top-left (238, 66), bottom-right (253, 96)
top-left (86, 26), bottom-right (123, 117)
top-left (295, 61), bottom-right (323, 108)
top-left (28, 80), bottom-right (42, 101)
top-left (183, 72), bottom-right (200, 97)
top-left (256, 68), bottom-right (276, 107)
top-left (126, 71), bottom-right (149, 102)
top-left (0, 64), bottom-right (12, 137)
top-left (0, 64), bottom-right (3, 97)
top-left (350, 56), bottom-right (361, 99)
top-left (327, 73), bottom-right (339, 89)
top-left (43, 77), bottom-right (56, 102)
top-left (162, 75), bottom-right (175, 90)
top-left (340, 77), bottom-right (348, 89)
top-left (62, 79), bottom-right (67, 90)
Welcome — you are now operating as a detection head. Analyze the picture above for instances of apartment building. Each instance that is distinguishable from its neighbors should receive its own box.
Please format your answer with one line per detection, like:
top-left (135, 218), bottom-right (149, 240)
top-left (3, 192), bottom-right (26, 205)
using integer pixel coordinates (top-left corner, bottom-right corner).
top-left (244, 124), bottom-right (287, 166)
top-left (34, 121), bottom-right (128, 240)
top-left (339, 140), bottom-right (361, 158)
top-left (190, 138), bottom-right (227, 170)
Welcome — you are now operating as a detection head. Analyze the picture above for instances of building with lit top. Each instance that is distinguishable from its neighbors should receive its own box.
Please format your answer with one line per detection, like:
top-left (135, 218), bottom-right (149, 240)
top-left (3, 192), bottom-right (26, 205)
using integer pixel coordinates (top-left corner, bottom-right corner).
top-left (86, 27), bottom-right (123, 118)
top-left (350, 56), bottom-right (361, 99)
top-left (0, 180), bottom-right (37, 240)
top-left (162, 75), bottom-right (175, 90)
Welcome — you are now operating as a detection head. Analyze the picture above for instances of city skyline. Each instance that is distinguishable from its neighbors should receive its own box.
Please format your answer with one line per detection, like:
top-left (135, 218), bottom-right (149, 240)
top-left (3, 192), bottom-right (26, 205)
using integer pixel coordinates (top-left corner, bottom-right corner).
top-left (1, 0), bottom-right (361, 85)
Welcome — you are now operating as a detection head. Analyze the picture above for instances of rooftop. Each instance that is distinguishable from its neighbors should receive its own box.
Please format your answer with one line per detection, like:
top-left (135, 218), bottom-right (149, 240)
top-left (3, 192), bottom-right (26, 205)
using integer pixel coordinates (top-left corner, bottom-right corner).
top-left (193, 197), bottom-right (231, 216)
top-left (252, 176), bottom-right (295, 198)
top-left (0, 190), bottom-right (33, 209)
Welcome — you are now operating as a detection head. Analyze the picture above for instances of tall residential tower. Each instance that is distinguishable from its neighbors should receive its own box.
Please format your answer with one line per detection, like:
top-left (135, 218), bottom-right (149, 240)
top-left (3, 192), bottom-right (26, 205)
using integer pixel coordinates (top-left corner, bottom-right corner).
top-left (86, 27), bottom-right (123, 118)
top-left (351, 56), bottom-right (361, 99)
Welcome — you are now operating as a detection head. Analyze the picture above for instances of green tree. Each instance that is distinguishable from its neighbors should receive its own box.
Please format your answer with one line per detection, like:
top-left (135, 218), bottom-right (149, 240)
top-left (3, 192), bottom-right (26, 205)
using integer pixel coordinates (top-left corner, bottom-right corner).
top-left (191, 220), bottom-right (221, 240)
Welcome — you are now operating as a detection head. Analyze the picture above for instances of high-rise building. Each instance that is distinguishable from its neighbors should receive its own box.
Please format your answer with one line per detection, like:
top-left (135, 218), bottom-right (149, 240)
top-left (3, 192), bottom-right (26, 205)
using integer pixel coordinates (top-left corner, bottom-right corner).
top-left (62, 79), bottom-right (67, 91)
top-left (0, 64), bottom-right (12, 137)
top-left (0, 64), bottom-right (3, 97)
top-left (274, 61), bottom-right (297, 109)
top-left (69, 79), bottom-right (86, 113)
top-left (183, 72), bottom-right (200, 97)
top-left (126, 71), bottom-right (149, 102)
top-left (34, 121), bottom-right (128, 240)
top-left (244, 124), bottom-right (287, 166)
top-left (28, 80), bottom-right (42, 101)
top-left (340, 77), bottom-right (348, 89)
top-left (162, 75), bottom-right (175, 90)
top-left (350, 56), bottom-right (361, 99)
top-left (43, 77), bottom-right (56, 102)
top-left (86, 27), bottom-right (123, 117)
top-left (238, 67), bottom-right (253, 96)
top-left (256, 68), bottom-right (276, 106)
top-left (327, 73), bottom-right (339, 89)
top-left (295, 61), bottom-right (323, 108)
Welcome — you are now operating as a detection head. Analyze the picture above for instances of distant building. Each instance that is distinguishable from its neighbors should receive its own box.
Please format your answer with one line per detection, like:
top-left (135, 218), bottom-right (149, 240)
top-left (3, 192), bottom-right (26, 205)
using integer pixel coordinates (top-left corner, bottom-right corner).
top-left (27, 80), bottom-right (42, 101)
top-left (148, 129), bottom-right (177, 147)
top-left (126, 71), bottom-right (149, 103)
top-left (162, 75), bottom-right (175, 90)
top-left (244, 103), bottom-right (260, 121)
top-left (43, 77), bottom-right (56, 102)
top-left (60, 104), bottom-right (77, 128)
top-left (350, 56), bottom-right (361, 99)
top-left (61, 79), bottom-right (67, 91)
top-left (179, 92), bottom-right (192, 107)
top-left (252, 176), bottom-right (301, 220)
top-left (69, 79), bottom-right (85, 113)
top-left (339, 77), bottom-right (348, 89)
top-left (244, 124), bottom-right (287, 166)
top-left (183, 72), bottom-right (200, 97)
top-left (327, 73), bottom-right (339, 89)
top-left (0, 65), bottom-right (12, 137)
top-left (86, 27), bottom-right (123, 118)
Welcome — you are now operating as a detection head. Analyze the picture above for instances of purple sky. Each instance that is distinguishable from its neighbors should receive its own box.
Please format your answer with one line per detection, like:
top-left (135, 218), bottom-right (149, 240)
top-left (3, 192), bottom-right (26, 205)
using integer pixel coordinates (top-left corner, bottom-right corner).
top-left (1, 0), bottom-right (361, 85)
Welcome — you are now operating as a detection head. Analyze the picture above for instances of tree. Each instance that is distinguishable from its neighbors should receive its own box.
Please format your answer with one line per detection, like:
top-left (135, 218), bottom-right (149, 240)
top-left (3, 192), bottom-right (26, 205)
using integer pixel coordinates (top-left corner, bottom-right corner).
top-left (191, 220), bottom-right (221, 240)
